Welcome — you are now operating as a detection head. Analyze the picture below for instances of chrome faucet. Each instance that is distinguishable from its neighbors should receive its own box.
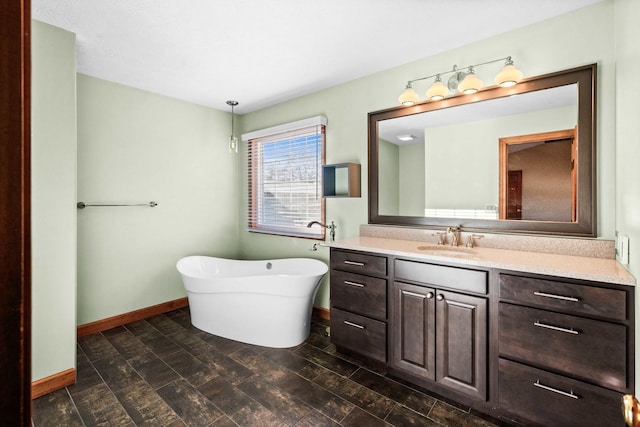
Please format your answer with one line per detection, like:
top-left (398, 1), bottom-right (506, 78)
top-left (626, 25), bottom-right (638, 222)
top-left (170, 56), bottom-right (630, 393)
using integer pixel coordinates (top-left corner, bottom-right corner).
top-left (432, 232), bottom-right (447, 245)
top-left (466, 234), bottom-right (484, 248)
top-left (446, 226), bottom-right (461, 246)
top-left (307, 220), bottom-right (337, 242)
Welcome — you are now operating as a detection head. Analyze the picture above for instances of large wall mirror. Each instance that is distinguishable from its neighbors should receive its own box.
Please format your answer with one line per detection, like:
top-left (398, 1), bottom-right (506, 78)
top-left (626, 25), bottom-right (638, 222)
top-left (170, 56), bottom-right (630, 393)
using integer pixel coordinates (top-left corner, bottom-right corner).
top-left (368, 64), bottom-right (596, 236)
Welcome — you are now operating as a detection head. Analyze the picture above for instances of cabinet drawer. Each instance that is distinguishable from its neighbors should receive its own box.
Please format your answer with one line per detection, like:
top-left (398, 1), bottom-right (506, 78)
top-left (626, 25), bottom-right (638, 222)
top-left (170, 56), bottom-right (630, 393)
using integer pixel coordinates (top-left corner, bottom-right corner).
top-left (330, 308), bottom-right (386, 363)
top-left (331, 249), bottom-right (387, 277)
top-left (499, 274), bottom-right (627, 321)
top-left (331, 270), bottom-right (386, 320)
top-left (394, 259), bottom-right (487, 294)
top-left (499, 303), bottom-right (627, 391)
top-left (499, 358), bottom-right (623, 427)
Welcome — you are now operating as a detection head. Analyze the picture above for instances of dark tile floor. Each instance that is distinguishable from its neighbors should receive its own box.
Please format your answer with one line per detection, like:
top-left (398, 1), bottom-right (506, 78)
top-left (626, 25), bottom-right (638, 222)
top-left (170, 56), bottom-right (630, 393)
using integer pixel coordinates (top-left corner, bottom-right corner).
top-left (33, 308), bottom-right (503, 426)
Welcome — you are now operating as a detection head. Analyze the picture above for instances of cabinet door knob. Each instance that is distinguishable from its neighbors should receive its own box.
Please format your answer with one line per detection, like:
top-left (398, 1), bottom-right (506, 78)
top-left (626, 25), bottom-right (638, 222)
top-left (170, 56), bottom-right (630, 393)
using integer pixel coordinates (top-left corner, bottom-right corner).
top-left (426, 292), bottom-right (434, 299)
top-left (436, 294), bottom-right (444, 301)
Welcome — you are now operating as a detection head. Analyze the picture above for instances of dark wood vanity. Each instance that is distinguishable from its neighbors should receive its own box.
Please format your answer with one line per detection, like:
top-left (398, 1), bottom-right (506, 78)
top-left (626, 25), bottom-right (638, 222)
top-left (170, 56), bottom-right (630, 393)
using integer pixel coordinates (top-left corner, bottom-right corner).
top-left (329, 246), bottom-right (634, 426)
top-left (336, 62), bottom-right (634, 425)
top-left (330, 249), bottom-right (388, 363)
top-left (392, 258), bottom-right (488, 401)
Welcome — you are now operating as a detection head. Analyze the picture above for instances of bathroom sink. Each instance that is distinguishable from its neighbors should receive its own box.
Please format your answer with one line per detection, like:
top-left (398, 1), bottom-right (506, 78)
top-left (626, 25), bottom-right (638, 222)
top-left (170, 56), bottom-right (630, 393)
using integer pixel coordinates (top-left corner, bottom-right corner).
top-left (416, 245), bottom-right (477, 257)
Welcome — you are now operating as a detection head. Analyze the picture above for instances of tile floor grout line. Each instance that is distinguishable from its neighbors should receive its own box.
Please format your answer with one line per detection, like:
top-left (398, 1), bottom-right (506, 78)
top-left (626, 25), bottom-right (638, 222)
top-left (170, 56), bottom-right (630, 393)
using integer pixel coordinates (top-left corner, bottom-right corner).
top-left (64, 386), bottom-right (88, 427)
top-left (97, 326), bottom-right (214, 427)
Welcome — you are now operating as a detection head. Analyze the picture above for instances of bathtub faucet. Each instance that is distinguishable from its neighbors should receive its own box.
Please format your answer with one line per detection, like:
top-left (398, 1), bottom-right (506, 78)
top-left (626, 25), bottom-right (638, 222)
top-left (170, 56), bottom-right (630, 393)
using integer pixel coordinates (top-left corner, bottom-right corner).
top-left (307, 220), bottom-right (337, 242)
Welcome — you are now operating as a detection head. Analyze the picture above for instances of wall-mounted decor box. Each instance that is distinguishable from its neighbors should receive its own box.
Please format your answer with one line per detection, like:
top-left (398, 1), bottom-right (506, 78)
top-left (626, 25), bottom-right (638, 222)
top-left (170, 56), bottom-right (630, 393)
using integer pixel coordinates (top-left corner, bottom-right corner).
top-left (322, 162), bottom-right (361, 198)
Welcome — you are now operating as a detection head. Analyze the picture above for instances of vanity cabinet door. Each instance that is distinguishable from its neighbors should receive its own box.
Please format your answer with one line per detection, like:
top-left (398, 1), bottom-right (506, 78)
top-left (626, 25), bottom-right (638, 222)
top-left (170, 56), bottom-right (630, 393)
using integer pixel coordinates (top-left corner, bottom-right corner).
top-left (436, 290), bottom-right (487, 401)
top-left (392, 282), bottom-right (488, 401)
top-left (392, 282), bottom-right (436, 380)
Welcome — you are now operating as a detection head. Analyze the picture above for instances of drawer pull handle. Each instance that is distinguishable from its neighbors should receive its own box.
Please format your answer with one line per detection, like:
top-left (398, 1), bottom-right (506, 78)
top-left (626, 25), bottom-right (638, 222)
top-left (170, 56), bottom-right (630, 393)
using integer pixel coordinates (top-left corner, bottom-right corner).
top-left (344, 280), bottom-right (365, 288)
top-left (534, 291), bottom-right (579, 302)
top-left (534, 321), bottom-right (579, 335)
top-left (344, 320), bottom-right (365, 329)
top-left (402, 290), bottom-right (427, 299)
top-left (436, 294), bottom-right (444, 301)
top-left (344, 260), bottom-right (365, 266)
top-left (533, 380), bottom-right (579, 400)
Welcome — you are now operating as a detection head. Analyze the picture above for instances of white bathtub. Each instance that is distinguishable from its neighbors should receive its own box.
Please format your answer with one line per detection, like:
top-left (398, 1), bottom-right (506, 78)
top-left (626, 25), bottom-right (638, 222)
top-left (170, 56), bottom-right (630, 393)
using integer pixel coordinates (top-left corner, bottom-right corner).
top-left (176, 256), bottom-right (328, 348)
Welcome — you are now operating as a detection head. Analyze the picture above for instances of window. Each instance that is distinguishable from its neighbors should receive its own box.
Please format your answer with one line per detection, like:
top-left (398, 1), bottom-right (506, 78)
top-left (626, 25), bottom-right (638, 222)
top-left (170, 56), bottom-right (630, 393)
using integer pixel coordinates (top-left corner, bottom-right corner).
top-left (244, 116), bottom-right (326, 239)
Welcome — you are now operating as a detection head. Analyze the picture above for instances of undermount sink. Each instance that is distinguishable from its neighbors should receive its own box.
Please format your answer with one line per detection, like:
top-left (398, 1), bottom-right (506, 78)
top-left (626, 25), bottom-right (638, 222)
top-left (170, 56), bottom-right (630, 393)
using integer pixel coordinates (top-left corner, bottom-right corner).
top-left (417, 245), bottom-right (477, 257)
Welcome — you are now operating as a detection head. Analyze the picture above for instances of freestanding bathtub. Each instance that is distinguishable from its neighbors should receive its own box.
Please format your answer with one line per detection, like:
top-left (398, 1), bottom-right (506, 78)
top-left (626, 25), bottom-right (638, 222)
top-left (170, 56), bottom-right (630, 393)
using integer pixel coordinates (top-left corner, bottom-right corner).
top-left (176, 256), bottom-right (328, 348)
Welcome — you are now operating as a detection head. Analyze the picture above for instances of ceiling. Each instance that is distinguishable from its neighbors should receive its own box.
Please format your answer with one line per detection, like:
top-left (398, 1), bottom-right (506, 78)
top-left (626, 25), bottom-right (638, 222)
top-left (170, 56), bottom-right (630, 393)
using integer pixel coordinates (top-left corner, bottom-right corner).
top-left (32, 0), bottom-right (603, 114)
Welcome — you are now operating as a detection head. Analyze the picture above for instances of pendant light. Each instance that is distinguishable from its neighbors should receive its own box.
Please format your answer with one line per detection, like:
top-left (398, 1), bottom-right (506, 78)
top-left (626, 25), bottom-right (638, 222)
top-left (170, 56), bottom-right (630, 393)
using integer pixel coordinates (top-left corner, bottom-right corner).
top-left (226, 100), bottom-right (239, 153)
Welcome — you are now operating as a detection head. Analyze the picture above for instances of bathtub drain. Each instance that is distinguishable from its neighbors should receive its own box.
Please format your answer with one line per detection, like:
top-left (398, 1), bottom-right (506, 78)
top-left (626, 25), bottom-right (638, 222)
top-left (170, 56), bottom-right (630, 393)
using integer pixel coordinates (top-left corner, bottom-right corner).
top-left (266, 262), bottom-right (272, 270)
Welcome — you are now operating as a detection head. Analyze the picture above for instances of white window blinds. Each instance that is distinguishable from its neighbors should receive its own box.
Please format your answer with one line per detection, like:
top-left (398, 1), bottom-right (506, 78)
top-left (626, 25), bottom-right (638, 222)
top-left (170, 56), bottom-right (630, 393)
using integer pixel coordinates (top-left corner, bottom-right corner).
top-left (245, 117), bottom-right (326, 239)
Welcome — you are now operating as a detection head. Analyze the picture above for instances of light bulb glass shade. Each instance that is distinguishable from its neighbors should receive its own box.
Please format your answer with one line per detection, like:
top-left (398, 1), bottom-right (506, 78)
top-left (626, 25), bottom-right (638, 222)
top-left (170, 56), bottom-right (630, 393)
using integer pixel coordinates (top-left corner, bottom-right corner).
top-left (426, 79), bottom-right (449, 101)
top-left (457, 72), bottom-right (483, 94)
top-left (229, 135), bottom-right (238, 153)
top-left (495, 64), bottom-right (523, 87)
top-left (226, 100), bottom-right (239, 154)
top-left (399, 85), bottom-right (419, 105)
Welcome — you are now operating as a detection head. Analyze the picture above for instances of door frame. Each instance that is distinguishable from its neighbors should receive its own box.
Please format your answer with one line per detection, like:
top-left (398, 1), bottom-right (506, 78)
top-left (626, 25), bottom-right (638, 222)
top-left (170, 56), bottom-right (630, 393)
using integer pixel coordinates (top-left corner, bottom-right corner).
top-left (498, 128), bottom-right (576, 220)
top-left (0, 0), bottom-right (32, 424)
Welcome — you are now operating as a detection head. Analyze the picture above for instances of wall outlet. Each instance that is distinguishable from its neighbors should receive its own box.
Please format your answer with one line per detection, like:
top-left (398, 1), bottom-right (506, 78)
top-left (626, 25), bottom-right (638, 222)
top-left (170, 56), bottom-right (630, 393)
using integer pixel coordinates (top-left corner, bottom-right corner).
top-left (616, 232), bottom-right (630, 265)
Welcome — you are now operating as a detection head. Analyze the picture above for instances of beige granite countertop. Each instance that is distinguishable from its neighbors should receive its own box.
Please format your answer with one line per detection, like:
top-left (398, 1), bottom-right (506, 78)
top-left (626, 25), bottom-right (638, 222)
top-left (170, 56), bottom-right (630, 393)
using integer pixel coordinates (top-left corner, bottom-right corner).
top-left (331, 236), bottom-right (636, 286)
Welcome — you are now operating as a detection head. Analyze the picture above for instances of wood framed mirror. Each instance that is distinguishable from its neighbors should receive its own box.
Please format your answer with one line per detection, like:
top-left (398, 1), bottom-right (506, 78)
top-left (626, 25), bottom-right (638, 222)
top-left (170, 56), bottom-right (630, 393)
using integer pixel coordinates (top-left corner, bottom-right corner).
top-left (368, 64), bottom-right (596, 236)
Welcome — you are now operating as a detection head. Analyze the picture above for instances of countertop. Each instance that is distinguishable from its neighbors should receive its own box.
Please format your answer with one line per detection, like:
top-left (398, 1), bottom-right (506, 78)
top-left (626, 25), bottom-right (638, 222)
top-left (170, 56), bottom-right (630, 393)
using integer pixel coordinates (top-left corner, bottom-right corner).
top-left (330, 236), bottom-right (636, 286)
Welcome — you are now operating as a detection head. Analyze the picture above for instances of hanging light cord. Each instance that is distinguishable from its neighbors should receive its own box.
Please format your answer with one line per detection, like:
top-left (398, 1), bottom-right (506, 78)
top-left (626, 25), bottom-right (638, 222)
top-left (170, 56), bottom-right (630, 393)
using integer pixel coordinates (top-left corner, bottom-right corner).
top-left (226, 100), bottom-right (239, 153)
top-left (226, 100), bottom-right (238, 138)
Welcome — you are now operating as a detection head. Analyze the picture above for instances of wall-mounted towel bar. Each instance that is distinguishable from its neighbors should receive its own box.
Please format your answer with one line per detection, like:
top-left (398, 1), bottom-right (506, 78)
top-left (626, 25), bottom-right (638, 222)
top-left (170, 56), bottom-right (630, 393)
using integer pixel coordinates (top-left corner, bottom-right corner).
top-left (77, 201), bottom-right (158, 209)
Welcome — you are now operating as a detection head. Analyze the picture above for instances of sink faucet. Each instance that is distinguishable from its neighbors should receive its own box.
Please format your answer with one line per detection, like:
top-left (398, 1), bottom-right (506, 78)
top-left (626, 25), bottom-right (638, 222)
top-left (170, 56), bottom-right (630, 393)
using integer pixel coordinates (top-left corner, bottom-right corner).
top-left (446, 226), bottom-right (461, 246)
top-left (307, 220), bottom-right (337, 242)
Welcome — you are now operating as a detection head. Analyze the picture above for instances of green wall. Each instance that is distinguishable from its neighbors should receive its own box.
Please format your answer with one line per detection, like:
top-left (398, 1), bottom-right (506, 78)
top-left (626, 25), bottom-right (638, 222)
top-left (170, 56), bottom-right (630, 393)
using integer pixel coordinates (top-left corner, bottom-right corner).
top-left (240, 2), bottom-right (617, 300)
top-left (378, 140), bottom-right (425, 217)
top-left (398, 143), bottom-right (425, 217)
top-left (76, 75), bottom-right (241, 325)
top-left (33, 0), bottom-right (640, 387)
top-left (378, 139), bottom-right (400, 215)
top-left (614, 0), bottom-right (640, 389)
top-left (424, 105), bottom-right (576, 210)
top-left (31, 21), bottom-right (77, 381)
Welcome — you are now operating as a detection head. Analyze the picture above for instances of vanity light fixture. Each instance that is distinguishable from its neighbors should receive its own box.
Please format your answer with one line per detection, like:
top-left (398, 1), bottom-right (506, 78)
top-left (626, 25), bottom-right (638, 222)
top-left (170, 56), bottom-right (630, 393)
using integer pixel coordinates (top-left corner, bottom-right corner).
top-left (457, 66), bottom-right (483, 94)
top-left (425, 74), bottom-right (449, 101)
top-left (398, 83), bottom-right (420, 106)
top-left (398, 56), bottom-right (523, 106)
top-left (226, 100), bottom-right (239, 153)
top-left (494, 57), bottom-right (524, 87)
